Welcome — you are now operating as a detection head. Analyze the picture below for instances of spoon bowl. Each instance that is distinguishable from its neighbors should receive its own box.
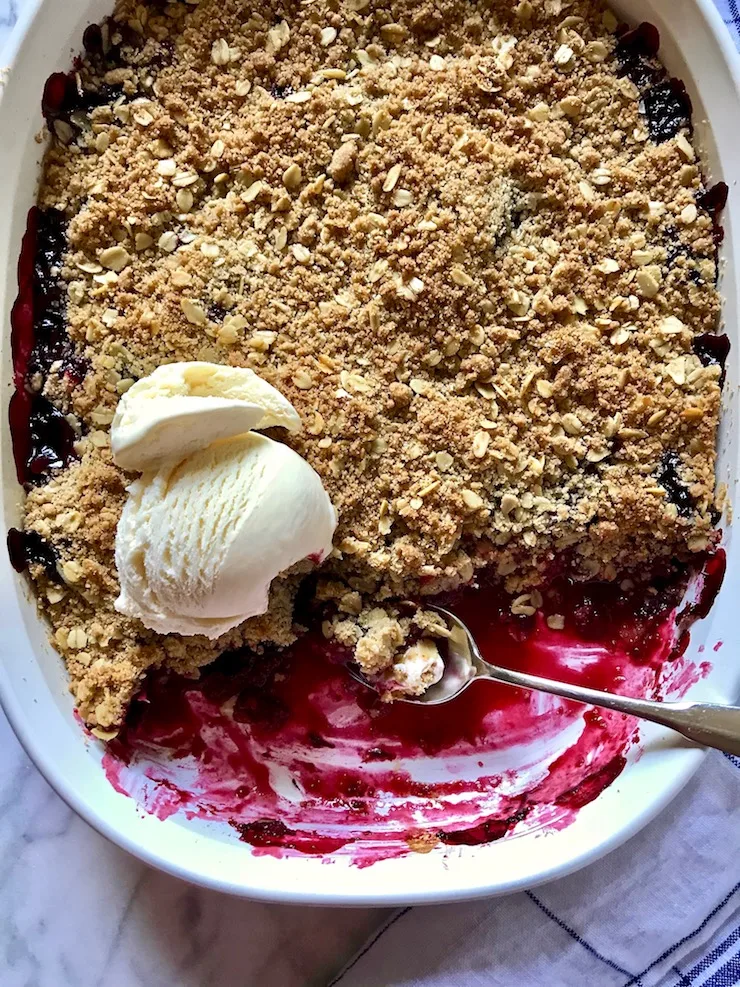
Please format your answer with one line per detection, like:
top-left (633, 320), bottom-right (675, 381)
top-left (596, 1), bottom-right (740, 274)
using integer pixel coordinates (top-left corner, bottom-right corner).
top-left (349, 605), bottom-right (740, 756)
top-left (347, 605), bottom-right (482, 705)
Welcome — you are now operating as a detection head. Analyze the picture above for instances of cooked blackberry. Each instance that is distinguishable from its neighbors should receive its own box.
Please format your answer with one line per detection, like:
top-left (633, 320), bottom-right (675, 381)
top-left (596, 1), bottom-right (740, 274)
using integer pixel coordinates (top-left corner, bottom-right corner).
top-left (642, 79), bottom-right (692, 144)
top-left (693, 333), bottom-right (730, 387)
top-left (25, 396), bottom-right (78, 483)
top-left (615, 22), bottom-right (664, 90)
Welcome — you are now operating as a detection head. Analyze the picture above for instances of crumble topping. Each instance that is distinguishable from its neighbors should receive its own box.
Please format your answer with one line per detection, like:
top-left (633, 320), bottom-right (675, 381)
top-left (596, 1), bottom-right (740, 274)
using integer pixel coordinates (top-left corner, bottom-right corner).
top-left (16, 0), bottom-right (723, 728)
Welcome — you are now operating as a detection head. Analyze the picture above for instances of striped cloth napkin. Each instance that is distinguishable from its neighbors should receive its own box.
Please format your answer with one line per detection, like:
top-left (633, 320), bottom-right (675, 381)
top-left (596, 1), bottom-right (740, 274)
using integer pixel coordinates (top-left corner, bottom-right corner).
top-left (332, 755), bottom-right (740, 987)
top-left (718, 0), bottom-right (740, 46)
top-left (331, 4), bottom-right (740, 984)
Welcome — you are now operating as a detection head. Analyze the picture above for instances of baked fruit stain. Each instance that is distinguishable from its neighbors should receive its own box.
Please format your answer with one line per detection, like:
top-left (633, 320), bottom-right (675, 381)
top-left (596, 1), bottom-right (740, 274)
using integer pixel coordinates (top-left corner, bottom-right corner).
top-left (10, 208), bottom-right (83, 486)
top-left (103, 553), bottom-right (723, 860)
top-left (4, 7), bottom-right (731, 866)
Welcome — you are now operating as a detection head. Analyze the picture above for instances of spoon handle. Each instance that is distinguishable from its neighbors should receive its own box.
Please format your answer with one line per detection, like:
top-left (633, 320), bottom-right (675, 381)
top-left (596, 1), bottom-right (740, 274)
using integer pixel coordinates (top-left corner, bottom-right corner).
top-left (477, 662), bottom-right (740, 757)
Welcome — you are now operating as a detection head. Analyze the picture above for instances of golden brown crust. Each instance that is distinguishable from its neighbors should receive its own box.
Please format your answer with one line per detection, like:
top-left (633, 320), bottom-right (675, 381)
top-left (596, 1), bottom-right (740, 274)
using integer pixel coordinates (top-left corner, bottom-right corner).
top-left (22, 0), bottom-right (722, 725)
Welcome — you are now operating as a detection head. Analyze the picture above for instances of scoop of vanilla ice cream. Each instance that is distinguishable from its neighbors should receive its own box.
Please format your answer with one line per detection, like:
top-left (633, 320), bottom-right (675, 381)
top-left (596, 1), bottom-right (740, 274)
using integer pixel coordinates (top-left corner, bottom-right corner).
top-left (111, 362), bottom-right (301, 472)
top-left (115, 432), bottom-right (336, 638)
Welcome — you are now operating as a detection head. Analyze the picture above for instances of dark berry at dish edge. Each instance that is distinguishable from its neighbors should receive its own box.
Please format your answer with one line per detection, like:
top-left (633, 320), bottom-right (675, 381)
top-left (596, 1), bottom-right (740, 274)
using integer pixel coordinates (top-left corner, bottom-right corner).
top-left (42, 14), bottom-right (157, 132)
top-left (10, 207), bottom-right (84, 485)
top-left (25, 396), bottom-right (77, 480)
top-left (616, 22), bottom-right (664, 90)
top-left (642, 79), bottom-right (692, 143)
top-left (28, 211), bottom-right (85, 382)
top-left (656, 451), bottom-right (695, 518)
top-left (82, 18), bottom-right (139, 61)
top-left (697, 182), bottom-right (729, 215)
top-left (698, 181), bottom-right (730, 245)
top-left (694, 333), bottom-right (731, 387)
top-left (679, 550), bottom-right (726, 624)
top-left (42, 72), bottom-right (124, 128)
top-left (615, 23), bottom-right (692, 143)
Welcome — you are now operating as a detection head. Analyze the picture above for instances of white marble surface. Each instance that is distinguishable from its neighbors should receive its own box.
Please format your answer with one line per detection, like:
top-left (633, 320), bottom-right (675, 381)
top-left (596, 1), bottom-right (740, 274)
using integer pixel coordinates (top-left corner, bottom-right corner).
top-left (0, 713), bottom-right (387, 987)
top-left (0, 2), bottom-right (385, 984)
top-left (0, 710), bottom-right (384, 982)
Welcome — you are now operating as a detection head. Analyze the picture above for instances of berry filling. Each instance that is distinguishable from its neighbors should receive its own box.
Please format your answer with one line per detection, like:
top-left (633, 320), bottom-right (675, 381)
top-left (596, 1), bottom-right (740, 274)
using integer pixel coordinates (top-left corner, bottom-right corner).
top-left (616, 22), bottom-right (664, 90)
top-left (4, 4), bottom-right (730, 856)
top-left (6, 527), bottom-right (60, 579)
top-left (103, 552), bottom-right (723, 857)
top-left (42, 14), bottom-right (155, 137)
top-left (642, 79), bottom-right (692, 144)
top-left (656, 451), bottom-right (695, 518)
top-left (616, 23), bottom-right (692, 143)
top-left (697, 181), bottom-right (730, 245)
top-left (42, 72), bottom-right (125, 132)
top-left (616, 21), bottom-right (661, 60)
top-left (693, 333), bottom-right (731, 386)
top-left (9, 206), bottom-right (84, 485)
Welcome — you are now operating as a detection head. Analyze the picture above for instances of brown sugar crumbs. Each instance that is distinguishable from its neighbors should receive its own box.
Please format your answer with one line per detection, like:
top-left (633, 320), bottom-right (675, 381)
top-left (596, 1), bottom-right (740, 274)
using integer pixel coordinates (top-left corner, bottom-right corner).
top-left (16, 0), bottom-right (723, 730)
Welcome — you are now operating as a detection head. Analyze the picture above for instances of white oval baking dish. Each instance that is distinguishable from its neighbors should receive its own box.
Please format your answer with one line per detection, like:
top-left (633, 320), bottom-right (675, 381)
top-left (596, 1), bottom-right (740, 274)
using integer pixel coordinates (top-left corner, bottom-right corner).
top-left (1, 0), bottom-right (738, 904)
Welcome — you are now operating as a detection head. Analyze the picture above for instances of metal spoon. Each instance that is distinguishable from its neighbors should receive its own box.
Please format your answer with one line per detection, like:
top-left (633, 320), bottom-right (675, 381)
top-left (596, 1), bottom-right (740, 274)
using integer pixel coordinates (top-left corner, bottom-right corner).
top-left (349, 604), bottom-right (740, 757)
